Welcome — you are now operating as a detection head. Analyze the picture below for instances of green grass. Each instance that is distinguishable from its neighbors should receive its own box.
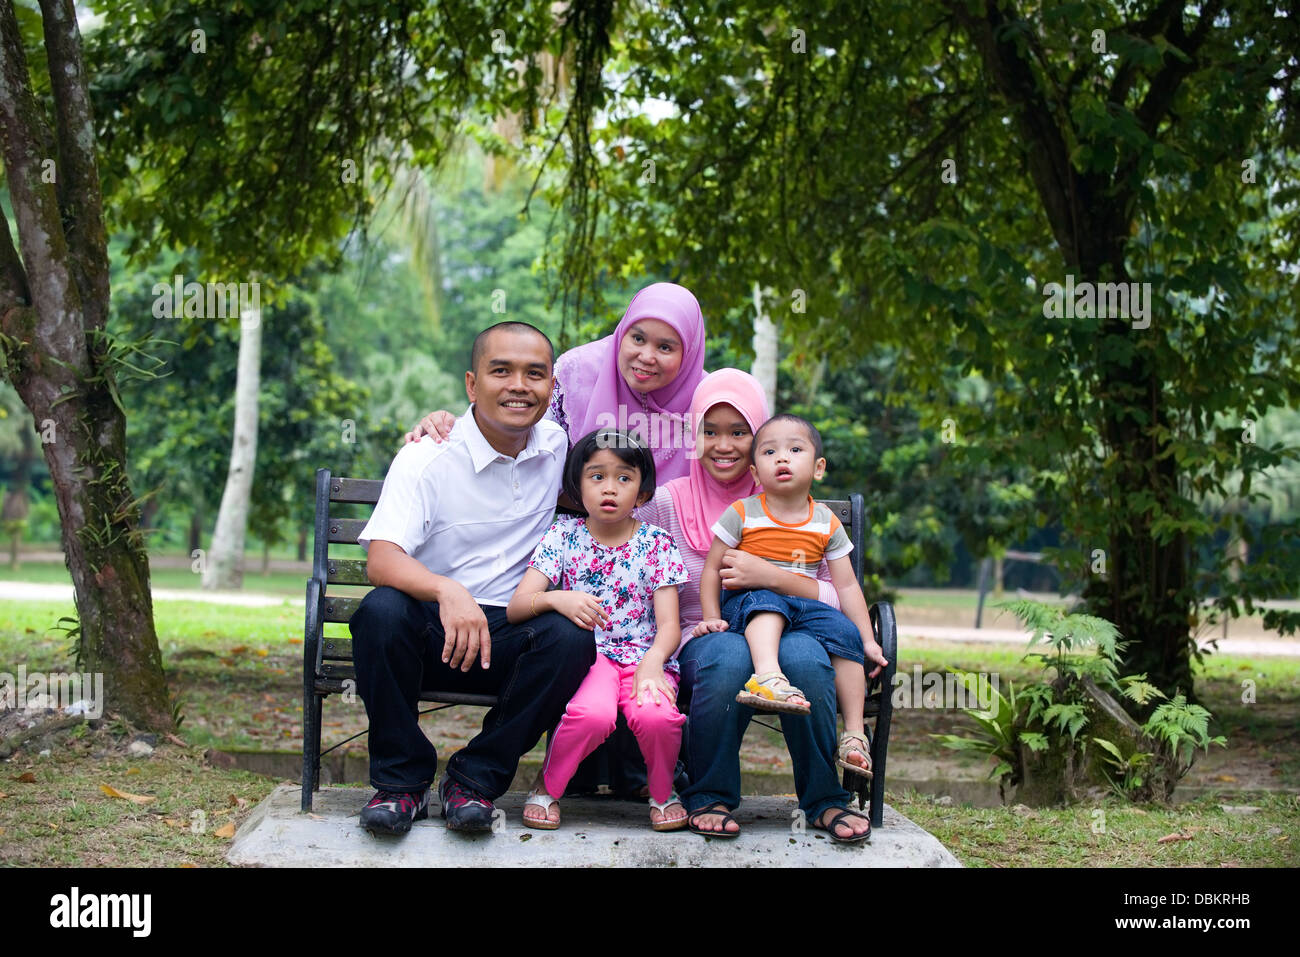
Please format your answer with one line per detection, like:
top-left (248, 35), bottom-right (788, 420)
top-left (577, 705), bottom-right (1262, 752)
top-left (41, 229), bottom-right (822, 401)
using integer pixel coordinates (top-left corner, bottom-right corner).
top-left (2, 592), bottom-right (1297, 866)
top-left (891, 790), bottom-right (1300, 867)
top-left (0, 727), bottom-right (277, 867)
top-left (1, 560), bottom-right (309, 597)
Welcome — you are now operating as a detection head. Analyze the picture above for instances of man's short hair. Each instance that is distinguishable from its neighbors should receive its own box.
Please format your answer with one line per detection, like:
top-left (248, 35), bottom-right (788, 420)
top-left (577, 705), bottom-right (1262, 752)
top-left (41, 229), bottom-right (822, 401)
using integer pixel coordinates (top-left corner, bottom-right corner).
top-left (469, 322), bottom-right (555, 374)
top-left (751, 414), bottom-right (824, 464)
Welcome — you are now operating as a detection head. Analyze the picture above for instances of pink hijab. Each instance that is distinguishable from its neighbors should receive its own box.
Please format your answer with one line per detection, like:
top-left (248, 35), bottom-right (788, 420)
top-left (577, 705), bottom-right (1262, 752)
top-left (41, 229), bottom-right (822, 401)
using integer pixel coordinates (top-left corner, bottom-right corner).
top-left (553, 282), bottom-right (708, 482)
top-left (664, 368), bottom-right (771, 554)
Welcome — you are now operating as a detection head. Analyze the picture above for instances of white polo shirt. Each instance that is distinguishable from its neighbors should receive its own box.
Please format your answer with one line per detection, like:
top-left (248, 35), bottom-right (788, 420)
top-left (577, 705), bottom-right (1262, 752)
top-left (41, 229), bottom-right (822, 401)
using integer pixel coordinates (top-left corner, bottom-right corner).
top-left (358, 404), bottom-right (568, 606)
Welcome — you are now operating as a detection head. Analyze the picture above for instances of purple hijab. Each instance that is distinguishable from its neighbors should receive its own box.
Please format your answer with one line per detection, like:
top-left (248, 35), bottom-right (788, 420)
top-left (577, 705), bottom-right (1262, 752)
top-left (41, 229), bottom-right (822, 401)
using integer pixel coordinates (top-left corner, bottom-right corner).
top-left (553, 283), bottom-right (708, 482)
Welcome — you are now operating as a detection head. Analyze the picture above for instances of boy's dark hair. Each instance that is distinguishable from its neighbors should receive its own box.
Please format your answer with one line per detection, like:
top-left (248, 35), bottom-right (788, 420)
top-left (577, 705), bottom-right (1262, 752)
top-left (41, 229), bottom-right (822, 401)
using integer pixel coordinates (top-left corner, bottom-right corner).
top-left (563, 429), bottom-right (657, 510)
top-left (751, 414), bottom-right (824, 464)
top-left (469, 321), bottom-right (555, 373)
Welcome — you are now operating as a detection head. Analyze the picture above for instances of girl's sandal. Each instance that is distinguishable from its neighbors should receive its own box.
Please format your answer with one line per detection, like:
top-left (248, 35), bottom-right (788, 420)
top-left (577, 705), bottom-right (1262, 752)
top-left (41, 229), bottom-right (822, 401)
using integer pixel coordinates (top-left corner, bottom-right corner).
top-left (836, 731), bottom-right (874, 780)
top-left (687, 803), bottom-right (741, 839)
top-left (735, 671), bottom-right (812, 715)
top-left (522, 789), bottom-right (561, 830)
top-left (649, 792), bottom-right (689, 832)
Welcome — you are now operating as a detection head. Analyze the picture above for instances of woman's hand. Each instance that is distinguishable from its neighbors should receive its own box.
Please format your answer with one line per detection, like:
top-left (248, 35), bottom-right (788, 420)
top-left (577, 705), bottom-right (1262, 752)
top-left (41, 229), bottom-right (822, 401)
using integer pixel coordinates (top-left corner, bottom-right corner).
top-left (548, 591), bottom-right (610, 631)
top-left (403, 410), bottom-right (457, 445)
top-left (690, 618), bottom-right (729, 638)
top-left (718, 548), bottom-right (777, 591)
top-left (634, 659), bottom-right (676, 707)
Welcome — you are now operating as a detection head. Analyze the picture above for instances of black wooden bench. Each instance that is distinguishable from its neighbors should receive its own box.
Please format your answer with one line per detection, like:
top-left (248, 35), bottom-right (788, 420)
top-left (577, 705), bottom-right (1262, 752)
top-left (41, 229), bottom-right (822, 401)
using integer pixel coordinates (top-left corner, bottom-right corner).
top-left (301, 467), bottom-right (899, 825)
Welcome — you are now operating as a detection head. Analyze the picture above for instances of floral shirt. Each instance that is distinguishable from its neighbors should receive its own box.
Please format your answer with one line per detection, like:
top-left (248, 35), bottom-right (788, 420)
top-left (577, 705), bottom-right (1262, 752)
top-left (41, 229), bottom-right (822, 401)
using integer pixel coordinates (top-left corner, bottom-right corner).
top-left (528, 515), bottom-right (690, 674)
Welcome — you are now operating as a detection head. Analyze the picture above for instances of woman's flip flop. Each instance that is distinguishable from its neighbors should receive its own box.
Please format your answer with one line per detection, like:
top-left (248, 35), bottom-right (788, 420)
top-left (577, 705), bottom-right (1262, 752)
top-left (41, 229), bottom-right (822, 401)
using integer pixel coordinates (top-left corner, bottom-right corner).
top-left (687, 803), bottom-right (741, 838)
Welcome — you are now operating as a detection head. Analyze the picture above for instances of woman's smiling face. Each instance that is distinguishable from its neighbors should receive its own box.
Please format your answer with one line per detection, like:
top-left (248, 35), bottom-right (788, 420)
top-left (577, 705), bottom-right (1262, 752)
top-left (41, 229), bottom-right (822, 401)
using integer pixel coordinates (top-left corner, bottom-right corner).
top-left (695, 402), bottom-right (753, 483)
top-left (617, 318), bottom-right (684, 394)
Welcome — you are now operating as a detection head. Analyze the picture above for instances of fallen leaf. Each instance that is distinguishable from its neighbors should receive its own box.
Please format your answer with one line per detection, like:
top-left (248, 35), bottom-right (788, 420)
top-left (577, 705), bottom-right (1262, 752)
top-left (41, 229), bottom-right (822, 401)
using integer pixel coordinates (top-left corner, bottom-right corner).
top-left (165, 733), bottom-right (188, 748)
top-left (0, 791), bottom-right (7, 799)
top-left (1156, 831), bottom-right (1194, 844)
top-left (306, 813), bottom-right (324, 821)
top-left (0, 828), bottom-right (5, 836)
top-left (178, 863), bottom-right (197, 868)
top-left (1215, 774), bottom-right (1237, 782)
top-left (256, 649), bottom-right (269, 657)
top-left (214, 822), bottom-right (236, 839)
top-left (126, 767), bottom-right (140, 775)
top-left (48, 823), bottom-right (57, 830)
top-left (214, 807), bottom-right (234, 817)
top-left (16, 772), bottom-right (37, 783)
top-left (227, 794), bottom-right (248, 809)
top-left (288, 638), bottom-right (303, 645)
top-left (163, 818), bottom-right (185, 828)
top-left (230, 645), bottom-right (248, 654)
top-left (100, 784), bottom-right (156, 805)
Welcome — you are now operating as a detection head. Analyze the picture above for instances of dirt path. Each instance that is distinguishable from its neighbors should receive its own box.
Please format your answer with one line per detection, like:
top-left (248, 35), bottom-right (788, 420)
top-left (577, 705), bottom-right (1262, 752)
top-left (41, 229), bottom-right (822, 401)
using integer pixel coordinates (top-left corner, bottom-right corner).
top-left (0, 581), bottom-right (302, 608)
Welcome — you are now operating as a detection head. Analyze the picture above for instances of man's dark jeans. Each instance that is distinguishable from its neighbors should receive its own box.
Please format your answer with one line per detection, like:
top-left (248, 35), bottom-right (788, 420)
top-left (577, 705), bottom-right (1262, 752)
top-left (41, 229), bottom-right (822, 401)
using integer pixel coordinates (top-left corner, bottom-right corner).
top-left (350, 586), bottom-right (596, 799)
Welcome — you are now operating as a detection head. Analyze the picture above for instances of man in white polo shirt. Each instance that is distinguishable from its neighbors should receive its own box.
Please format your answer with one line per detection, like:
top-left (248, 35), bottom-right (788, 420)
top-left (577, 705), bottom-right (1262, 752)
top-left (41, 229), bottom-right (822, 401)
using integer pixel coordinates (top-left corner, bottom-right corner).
top-left (350, 322), bottom-right (595, 835)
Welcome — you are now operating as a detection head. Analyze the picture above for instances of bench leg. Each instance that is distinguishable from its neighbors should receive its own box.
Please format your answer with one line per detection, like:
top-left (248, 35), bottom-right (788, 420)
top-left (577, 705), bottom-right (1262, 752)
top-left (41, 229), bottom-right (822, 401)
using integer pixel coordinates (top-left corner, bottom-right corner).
top-left (301, 692), bottom-right (323, 812)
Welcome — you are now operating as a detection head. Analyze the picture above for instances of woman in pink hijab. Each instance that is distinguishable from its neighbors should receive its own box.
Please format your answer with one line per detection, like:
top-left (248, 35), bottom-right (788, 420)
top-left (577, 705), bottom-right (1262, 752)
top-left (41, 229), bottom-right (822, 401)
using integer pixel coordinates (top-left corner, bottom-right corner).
top-left (636, 369), bottom-right (874, 843)
top-left (405, 282), bottom-right (708, 482)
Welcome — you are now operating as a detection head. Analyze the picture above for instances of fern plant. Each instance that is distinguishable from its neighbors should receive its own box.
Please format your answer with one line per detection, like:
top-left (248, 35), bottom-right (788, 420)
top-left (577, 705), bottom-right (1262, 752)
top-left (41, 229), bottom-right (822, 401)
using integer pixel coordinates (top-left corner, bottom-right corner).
top-left (934, 599), bottom-right (1226, 804)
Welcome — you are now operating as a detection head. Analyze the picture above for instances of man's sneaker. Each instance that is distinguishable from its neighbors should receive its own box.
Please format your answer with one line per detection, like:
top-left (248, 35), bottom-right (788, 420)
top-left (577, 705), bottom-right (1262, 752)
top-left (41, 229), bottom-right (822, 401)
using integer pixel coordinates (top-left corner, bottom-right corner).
top-left (359, 788), bottom-right (430, 836)
top-left (438, 776), bottom-right (495, 832)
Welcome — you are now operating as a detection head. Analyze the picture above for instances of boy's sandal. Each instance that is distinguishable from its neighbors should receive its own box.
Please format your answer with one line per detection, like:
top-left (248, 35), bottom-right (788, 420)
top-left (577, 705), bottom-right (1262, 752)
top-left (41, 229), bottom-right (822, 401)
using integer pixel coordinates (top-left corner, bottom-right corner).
top-left (813, 807), bottom-right (872, 845)
top-left (687, 803), bottom-right (741, 839)
top-left (735, 671), bottom-right (812, 715)
top-left (522, 789), bottom-right (560, 830)
top-left (649, 792), bottom-right (689, 832)
top-left (836, 731), bottom-right (874, 780)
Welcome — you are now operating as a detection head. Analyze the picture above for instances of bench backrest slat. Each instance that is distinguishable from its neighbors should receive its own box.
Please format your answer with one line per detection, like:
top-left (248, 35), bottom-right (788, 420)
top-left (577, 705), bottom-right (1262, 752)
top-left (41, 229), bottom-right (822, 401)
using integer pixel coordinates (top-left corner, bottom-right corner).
top-left (312, 471), bottom-right (867, 656)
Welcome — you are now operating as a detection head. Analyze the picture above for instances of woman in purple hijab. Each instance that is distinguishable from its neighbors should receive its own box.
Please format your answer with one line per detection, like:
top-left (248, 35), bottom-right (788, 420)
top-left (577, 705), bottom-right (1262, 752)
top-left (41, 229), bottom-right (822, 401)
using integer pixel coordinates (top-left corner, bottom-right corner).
top-left (406, 282), bottom-right (709, 482)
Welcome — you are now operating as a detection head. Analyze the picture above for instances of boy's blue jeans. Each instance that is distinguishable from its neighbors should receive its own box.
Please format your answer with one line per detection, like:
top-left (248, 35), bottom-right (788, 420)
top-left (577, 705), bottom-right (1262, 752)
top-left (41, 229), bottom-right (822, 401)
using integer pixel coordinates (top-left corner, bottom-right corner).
top-left (720, 588), bottom-right (865, 664)
top-left (678, 627), bottom-right (852, 825)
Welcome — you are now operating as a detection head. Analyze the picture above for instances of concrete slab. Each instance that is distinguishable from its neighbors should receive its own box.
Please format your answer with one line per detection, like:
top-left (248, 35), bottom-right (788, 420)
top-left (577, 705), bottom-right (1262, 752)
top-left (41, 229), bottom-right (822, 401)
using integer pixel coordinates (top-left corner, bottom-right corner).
top-left (228, 783), bottom-right (962, 867)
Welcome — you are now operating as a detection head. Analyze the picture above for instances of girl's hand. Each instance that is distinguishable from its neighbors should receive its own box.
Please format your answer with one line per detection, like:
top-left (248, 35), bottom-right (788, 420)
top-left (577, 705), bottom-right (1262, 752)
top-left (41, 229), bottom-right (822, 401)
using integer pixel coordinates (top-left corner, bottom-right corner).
top-left (863, 637), bottom-right (889, 680)
top-left (403, 410), bottom-right (457, 445)
top-left (548, 591), bottom-right (610, 631)
top-left (634, 662), bottom-right (676, 707)
top-left (690, 618), bottom-right (729, 638)
top-left (718, 549), bottom-right (775, 591)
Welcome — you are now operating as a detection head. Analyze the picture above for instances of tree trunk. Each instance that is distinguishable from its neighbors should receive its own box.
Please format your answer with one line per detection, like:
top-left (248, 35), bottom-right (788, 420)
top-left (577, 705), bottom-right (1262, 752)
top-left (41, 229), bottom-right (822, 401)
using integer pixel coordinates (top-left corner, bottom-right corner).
top-left (2, 418), bottom-right (34, 568)
top-left (750, 282), bottom-right (778, 412)
top-left (952, 0), bottom-right (1210, 702)
top-left (203, 309), bottom-right (261, 589)
top-left (0, 0), bottom-right (171, 730)
top-left (188, 506), bottom-right (203, 555)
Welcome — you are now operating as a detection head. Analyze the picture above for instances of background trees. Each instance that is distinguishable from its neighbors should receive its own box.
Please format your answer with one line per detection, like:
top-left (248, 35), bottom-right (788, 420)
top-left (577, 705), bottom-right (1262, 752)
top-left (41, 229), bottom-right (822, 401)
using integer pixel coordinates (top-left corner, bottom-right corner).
top-left (2, 0), bottom-right (1296, 729)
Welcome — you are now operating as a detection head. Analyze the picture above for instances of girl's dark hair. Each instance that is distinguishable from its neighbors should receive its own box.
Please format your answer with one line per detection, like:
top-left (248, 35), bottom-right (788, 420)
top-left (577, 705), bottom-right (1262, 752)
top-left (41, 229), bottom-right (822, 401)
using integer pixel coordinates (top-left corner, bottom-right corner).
top-left (563, 429), bottom-right (657, 510)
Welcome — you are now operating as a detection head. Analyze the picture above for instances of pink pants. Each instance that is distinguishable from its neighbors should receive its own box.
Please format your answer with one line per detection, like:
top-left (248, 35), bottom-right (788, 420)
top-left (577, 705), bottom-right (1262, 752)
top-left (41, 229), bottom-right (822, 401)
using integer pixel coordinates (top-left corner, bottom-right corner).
top-left (542, 653), bottom-right (686, 804)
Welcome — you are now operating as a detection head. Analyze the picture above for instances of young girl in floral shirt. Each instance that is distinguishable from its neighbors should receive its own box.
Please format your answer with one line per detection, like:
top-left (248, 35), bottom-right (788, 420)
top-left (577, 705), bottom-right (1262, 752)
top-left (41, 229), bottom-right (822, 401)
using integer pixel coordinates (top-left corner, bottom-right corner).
top-left (507, 429), bottom-right (690, 831)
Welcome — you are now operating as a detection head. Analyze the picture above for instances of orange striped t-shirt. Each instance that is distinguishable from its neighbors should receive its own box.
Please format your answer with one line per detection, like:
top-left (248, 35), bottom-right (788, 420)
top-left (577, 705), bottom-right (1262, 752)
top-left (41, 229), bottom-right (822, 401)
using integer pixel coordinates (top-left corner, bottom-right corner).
top-left (711, 493), bottom-right (852, 578)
